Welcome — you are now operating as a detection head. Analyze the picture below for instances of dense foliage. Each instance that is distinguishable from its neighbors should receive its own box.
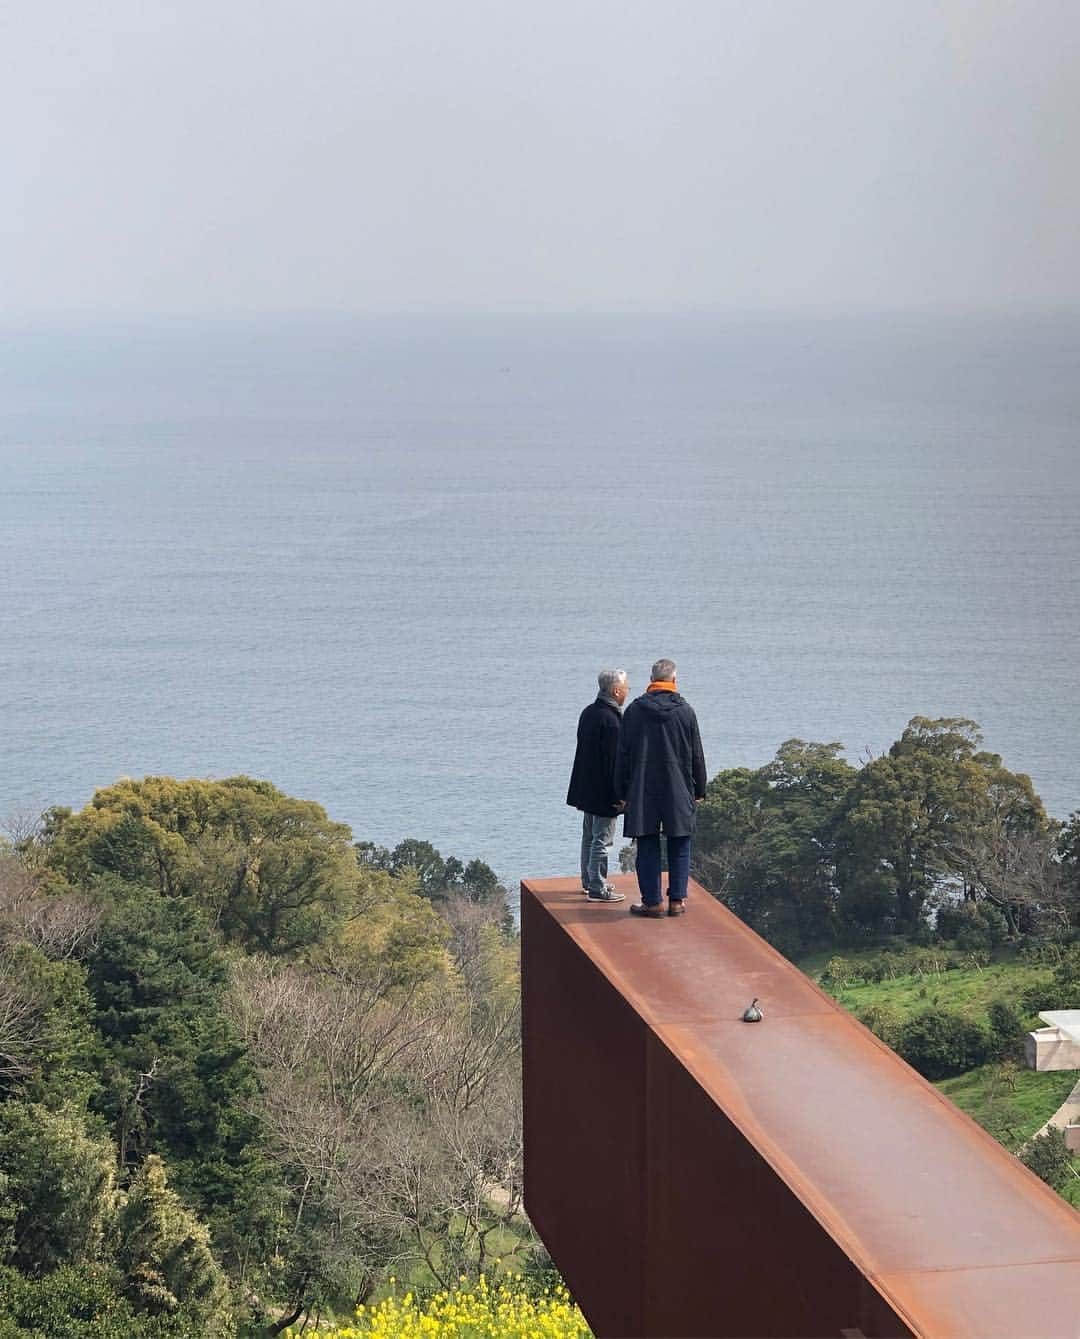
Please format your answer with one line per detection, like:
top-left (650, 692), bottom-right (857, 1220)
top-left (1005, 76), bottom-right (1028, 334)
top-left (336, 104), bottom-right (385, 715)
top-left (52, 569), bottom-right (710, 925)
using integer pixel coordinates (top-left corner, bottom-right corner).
top-left (0, 779), bottom-right (522, 1336)
top-left (693, 717), bottom-right (1075, 958)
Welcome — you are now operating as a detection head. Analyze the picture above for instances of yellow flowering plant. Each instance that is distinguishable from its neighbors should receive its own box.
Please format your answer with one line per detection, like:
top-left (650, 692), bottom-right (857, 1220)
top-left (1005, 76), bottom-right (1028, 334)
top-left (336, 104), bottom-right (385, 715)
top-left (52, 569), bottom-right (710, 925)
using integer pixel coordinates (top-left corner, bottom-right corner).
top-left (282, 1273), bottom-right (591, 1338)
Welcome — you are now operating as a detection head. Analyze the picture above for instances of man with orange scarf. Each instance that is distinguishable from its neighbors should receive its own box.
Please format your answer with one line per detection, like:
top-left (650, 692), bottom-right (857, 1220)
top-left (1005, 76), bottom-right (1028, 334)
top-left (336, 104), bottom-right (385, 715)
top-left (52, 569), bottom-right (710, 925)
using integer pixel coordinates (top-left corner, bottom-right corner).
top-left (614, 658), bottom-right (707, 918)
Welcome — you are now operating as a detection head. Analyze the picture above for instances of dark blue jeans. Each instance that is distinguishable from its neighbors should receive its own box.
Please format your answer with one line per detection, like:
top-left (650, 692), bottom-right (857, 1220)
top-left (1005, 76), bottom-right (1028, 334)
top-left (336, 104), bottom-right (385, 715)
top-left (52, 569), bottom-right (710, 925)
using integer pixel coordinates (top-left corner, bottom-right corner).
top-left (635, 832), bottom-right (691, 906)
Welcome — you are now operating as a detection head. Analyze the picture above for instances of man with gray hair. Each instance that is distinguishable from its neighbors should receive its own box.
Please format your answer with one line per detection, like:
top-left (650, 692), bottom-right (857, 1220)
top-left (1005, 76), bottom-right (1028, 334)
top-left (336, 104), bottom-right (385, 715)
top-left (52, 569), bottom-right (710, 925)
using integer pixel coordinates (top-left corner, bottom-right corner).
top-left (615, 658), bottom-right (707, 917)
top-left (566, 669), bottom-right (629, 903)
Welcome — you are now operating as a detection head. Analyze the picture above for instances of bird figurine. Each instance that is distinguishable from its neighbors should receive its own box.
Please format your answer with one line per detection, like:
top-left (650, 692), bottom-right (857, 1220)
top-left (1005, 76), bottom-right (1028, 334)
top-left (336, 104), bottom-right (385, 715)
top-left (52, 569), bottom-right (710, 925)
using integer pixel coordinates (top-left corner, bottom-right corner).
top-left (742, 998), bottom-right (763, 1022)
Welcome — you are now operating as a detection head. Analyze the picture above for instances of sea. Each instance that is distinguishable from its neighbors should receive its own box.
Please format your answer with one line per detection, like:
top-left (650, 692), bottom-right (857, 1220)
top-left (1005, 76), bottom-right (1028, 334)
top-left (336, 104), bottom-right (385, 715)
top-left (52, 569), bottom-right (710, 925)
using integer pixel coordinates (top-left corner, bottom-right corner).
top-left (1, 312), bottom-right (1077, 892)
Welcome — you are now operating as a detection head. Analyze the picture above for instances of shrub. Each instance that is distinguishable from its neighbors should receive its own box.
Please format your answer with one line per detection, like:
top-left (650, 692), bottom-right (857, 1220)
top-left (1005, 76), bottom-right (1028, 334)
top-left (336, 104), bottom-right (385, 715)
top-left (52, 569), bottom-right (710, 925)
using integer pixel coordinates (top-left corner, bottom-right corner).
top-left (893, 1009), bottom-right (993, 1080)
top-left (936, 901), bottom-right (1008, 951)
top-left (821, 944), bottom-right (990, 992)
top-left (821, 956), bottom-right (857, 990)
top-left (986, 999), bottom-right (1026, 1063)
top-left (1020, 948), bottom-right (1080, 1016)
top-left (856, 1004), bottom-right (903, 1050)
top-left (0, 1263), bottom-right (217, 1338)
top-left (1018, 1128), bottom-right (1074, 1193)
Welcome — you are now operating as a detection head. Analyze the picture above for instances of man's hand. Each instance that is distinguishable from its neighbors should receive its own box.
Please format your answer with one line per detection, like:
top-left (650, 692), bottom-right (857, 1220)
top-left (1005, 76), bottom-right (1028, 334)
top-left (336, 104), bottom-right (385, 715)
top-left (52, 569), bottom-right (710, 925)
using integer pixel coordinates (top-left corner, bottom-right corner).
top-left (614, 800), bottom-right (626, 812)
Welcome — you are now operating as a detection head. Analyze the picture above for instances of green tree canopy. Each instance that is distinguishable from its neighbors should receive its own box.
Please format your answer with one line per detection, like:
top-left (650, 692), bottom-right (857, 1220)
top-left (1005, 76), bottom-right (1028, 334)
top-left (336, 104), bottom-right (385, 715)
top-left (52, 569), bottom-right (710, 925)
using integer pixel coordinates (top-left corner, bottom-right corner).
top-left (46, 777), bottom-right (357, 955)
top-left (836, 717), bottom-right (1051, 936)
top-left (357, 838), bottom-right (506, 906)
top-left (694, 741), bottom-right (855, 956)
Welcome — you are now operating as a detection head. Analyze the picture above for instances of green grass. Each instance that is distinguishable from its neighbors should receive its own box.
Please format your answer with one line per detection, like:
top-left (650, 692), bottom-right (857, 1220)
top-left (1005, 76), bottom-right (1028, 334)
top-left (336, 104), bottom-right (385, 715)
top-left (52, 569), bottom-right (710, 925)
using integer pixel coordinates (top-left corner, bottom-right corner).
top-left (800, 947), bottom-right (1053, 1030)
top-left (833, 962), bottom-right (1050, 1027)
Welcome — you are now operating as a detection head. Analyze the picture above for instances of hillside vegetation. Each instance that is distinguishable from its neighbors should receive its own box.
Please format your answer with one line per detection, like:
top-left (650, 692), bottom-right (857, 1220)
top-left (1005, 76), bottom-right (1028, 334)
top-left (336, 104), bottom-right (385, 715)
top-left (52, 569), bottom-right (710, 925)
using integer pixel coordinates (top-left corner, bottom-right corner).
top-left (0, 778), bottom-right (532, 1336)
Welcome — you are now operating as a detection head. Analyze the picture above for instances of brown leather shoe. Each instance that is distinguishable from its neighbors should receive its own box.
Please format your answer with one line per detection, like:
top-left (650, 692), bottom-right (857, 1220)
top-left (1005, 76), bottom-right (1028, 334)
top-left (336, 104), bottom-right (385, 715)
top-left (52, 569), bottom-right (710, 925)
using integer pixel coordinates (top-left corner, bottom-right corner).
top-left (629, 902), bottom-right (665, 918)
top-left (667, 899), bottom-right (687, 916)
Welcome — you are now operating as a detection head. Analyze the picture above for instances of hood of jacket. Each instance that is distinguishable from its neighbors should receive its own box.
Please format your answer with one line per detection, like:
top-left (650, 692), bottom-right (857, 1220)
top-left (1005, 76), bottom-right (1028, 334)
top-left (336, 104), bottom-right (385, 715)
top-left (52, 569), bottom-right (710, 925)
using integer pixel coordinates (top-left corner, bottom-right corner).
top-left (636, 689), bottom-right (684, 716)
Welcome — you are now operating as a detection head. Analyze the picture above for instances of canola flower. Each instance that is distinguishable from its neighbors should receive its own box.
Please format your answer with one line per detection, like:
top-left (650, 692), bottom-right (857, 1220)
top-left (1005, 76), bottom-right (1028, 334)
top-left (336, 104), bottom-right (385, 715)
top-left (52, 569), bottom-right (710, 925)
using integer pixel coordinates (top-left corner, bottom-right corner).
top-left (284, 1273), bottom-right (591, 1338)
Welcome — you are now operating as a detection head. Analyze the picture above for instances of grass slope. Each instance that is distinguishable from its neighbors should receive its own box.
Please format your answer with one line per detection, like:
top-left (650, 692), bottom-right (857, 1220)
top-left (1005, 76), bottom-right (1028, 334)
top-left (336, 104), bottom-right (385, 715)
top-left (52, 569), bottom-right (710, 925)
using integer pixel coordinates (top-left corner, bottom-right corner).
top-left (829, 959), bottom-right (1050, 1029)
top-left (936, 1064), bottom-right (1076, 1145)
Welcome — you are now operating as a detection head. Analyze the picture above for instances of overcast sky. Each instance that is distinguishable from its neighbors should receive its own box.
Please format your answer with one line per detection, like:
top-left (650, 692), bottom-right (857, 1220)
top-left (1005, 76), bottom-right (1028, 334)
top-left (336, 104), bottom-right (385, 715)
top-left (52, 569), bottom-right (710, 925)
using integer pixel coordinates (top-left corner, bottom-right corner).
top-left (2, 1), bottom-right (1078, 317)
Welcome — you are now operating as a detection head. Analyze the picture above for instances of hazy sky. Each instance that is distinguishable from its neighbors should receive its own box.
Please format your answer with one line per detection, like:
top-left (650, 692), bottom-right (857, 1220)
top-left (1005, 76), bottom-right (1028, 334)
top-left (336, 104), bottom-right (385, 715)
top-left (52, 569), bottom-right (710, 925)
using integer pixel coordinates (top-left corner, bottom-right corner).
top-left (2, 1), bottom-right (1078, 317)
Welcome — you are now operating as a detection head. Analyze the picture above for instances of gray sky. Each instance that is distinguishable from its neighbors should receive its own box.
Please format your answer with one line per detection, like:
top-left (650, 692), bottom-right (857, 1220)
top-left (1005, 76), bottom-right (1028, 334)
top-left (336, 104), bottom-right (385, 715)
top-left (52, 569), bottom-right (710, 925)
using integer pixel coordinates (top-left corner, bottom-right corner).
top-left (2, 0), bottom-right (1078, 317)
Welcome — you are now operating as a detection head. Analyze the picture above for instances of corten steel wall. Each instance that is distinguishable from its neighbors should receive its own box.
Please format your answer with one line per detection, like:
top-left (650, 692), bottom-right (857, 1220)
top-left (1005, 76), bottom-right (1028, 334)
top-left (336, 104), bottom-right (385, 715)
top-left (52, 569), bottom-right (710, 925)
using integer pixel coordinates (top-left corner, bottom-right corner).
top-left (521, 875), bottom-right (1080, 1339)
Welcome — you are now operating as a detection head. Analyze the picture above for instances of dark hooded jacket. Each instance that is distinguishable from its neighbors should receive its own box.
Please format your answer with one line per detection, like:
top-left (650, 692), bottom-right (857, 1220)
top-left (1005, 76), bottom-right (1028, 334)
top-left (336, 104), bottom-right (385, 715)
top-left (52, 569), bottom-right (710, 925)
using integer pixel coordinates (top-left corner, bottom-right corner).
top-left (566, 697), bottom-right (622, 817)
top-left (614, 690), bottom-right (707, 837)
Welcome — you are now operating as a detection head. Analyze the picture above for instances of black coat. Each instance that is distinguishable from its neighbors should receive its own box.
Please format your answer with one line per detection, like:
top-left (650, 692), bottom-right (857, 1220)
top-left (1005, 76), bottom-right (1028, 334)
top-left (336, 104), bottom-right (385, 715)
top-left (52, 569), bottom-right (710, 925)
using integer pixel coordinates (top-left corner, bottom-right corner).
top-left (614, 690), bottom-right (707, 837)
top-left (566, 698), bottom-right (622, 817)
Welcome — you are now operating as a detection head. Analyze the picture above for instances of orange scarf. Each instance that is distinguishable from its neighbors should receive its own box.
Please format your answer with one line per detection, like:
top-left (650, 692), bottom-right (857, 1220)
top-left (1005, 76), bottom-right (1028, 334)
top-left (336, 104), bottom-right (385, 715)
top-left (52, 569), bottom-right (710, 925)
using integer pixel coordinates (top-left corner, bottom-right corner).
top-left (647, 680), bottom-right (677, 693)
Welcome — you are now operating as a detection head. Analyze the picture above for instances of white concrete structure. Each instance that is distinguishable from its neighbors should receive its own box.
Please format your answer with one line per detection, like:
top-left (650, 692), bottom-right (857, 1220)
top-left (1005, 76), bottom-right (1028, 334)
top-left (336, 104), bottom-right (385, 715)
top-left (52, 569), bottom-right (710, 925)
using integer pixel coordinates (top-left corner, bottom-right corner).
top-left (1025, 1011), bottom-right (1080, 1072)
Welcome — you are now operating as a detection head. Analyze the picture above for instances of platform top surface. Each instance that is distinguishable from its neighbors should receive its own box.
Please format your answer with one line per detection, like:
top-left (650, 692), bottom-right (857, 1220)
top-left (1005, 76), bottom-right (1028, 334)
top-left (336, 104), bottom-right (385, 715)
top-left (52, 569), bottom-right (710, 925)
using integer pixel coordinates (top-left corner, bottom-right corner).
top-left (523, 874), bottom-right (1080, 1337)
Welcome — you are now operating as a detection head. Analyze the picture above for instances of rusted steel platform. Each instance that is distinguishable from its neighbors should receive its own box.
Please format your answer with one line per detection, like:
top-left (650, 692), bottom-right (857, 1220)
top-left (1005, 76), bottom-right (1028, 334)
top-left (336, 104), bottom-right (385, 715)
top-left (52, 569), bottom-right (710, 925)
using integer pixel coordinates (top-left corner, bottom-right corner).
top-left (521, 875), bottom-right (1080, 1338)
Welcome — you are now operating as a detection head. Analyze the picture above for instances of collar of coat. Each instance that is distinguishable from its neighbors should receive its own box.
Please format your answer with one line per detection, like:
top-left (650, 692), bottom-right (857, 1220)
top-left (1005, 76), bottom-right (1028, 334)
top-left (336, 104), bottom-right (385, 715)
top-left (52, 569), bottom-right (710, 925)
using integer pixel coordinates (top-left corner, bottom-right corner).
top-left (647, 680), bottom-right (677, 693)
top-left (596, 692), bottom-right (623, 712)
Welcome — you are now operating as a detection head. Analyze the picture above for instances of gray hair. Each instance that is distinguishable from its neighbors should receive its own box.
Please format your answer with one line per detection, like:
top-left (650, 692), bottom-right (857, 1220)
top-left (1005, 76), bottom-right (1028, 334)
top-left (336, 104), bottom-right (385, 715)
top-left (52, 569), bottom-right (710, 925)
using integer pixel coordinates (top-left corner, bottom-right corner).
top-left (650, 658), bottom-right (677, 682)
top-left (597, 668), bottom-right (628, 695)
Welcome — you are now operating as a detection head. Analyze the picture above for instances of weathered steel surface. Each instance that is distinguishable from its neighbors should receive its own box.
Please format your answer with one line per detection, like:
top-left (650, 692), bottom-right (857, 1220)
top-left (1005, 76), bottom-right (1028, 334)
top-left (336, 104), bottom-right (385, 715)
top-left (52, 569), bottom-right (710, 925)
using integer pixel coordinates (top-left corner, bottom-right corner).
top-left (521, 875), bottom-right (1080, 1338)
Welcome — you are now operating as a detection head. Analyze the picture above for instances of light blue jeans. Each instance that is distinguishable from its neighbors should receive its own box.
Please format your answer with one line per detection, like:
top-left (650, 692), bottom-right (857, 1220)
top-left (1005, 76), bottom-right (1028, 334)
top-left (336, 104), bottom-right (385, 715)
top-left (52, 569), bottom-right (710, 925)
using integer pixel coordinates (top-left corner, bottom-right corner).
top-left (580, 813), bottom-right (618, 894)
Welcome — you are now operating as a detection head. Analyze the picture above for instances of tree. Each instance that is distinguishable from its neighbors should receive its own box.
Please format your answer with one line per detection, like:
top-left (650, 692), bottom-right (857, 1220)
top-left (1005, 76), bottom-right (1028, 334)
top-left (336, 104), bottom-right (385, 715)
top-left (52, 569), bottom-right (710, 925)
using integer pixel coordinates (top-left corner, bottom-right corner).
top-left (0, 1102), bottom-right (117, 1275)
top-left (356, 840), bottom-right (506, 907)
top-left (0, 844), bottom-right (102, 962)
top-left (337, 869), bottom-right (453, 996)
top-left (226, 952), bottom-right (435, 1317)
top-left (0, 943), bottom-right (101, 1106)
top-left (47, 778), bottom-right (358, 956)
top-left (693, 743), bottom-right (855, 956)
top-left (834, 717), bottom-right (1053, 939)
top-left (946, 754), bottom-right (1058, 937)
top-left (836, 718), bottom-right (986, 934)
top-left (83, 891), bottom-right (267, 1268)
top-left (364, 896), bottom-right (523, 1289)
top-left (693, 767), bottom-right (767, 905)
top-left (117, 1155), bottom-right (231, 1333)
top-left (382, 839), bottom-right (447, 897)
top-left (226, 893), bottom-right (525, 1315)
top-left (1058, 812), bottom-right (1080, 931)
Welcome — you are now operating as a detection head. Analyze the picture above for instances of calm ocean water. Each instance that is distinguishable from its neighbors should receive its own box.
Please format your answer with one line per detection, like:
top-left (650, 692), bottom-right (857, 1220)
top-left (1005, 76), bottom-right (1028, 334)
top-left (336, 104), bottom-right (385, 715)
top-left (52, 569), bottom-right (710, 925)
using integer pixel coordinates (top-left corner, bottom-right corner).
top-left (1, 313), bottom-right (1077, 889)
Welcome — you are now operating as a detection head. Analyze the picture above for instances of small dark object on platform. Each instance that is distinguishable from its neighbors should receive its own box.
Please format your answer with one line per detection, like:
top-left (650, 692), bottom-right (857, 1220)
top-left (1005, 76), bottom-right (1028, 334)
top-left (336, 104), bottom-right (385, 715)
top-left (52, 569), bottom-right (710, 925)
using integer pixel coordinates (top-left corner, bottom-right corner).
top-left (742, 997), bottom-right (763, 1022)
